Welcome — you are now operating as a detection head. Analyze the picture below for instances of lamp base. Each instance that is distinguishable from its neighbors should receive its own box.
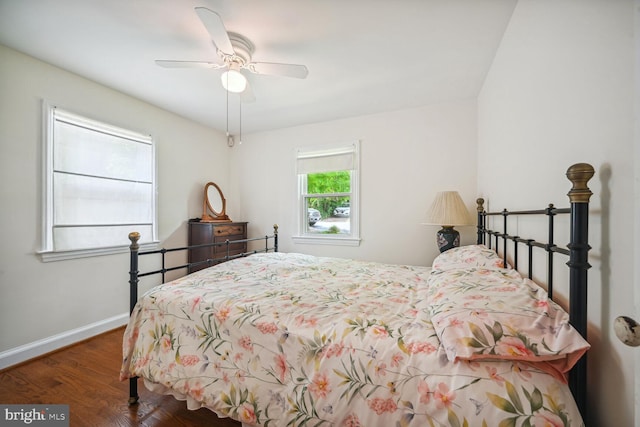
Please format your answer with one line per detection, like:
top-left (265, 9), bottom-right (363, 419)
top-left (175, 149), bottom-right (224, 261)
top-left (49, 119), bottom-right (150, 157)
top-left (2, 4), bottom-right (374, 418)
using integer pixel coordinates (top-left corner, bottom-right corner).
top-left (436, 226), bottom-right (460, 253)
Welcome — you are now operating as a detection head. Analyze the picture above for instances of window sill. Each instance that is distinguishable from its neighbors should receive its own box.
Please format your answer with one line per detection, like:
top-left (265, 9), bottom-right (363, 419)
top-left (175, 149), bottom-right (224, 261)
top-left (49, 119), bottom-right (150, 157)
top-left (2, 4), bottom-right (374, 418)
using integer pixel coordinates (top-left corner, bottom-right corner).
top-left (292, 235), bottom-right (361, 246)
top-left (38, 241), bottom-right (159, 262)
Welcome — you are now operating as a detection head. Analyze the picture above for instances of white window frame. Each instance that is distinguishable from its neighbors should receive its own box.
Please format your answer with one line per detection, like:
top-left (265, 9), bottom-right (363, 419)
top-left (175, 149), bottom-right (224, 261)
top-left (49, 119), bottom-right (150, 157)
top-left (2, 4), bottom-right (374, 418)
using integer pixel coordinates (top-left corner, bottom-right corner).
top-left (293, 141), bottom-right (360, 246)
top-left (39, 102), bottom-right (158, 262)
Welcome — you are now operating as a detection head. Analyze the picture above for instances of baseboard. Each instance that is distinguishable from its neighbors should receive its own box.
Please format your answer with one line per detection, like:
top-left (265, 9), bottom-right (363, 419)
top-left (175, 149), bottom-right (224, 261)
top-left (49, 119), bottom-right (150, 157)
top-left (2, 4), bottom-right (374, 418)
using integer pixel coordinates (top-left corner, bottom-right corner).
top-left (0, 312), bottom-right (129, 370)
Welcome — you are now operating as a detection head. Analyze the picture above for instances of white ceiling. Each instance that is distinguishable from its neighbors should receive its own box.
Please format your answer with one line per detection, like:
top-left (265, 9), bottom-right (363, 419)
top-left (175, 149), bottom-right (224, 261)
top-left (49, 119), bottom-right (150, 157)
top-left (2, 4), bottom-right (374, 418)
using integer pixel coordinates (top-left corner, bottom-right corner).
top-left (0, 0), bottom-right (517, 134)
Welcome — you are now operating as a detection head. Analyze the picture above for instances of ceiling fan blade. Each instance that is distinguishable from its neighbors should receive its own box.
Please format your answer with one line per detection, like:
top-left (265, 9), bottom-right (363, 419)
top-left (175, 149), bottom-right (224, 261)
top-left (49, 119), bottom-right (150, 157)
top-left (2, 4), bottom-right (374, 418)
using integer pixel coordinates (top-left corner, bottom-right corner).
top-left (247, 62), bottom-right (309, 79)
top-left (194, 7), bottom-right (234, 55)
top-left (155, 60), bottom-right (225, 69)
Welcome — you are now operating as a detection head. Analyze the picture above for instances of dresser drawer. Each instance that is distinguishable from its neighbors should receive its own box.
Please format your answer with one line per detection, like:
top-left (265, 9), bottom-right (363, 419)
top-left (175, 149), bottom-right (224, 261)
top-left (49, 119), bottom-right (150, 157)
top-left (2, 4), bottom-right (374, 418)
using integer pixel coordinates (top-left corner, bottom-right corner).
top-left (214, 224), bottom-right (246, 236)
top-left (188, 221), bottom-right (248, 273)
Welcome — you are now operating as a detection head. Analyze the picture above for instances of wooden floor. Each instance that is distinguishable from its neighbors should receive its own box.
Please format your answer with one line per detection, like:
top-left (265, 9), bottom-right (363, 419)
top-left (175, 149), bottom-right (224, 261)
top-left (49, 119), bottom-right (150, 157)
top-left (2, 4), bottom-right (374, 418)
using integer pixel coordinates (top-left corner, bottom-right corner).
top-left (0, 327), bottom-right (241, 426)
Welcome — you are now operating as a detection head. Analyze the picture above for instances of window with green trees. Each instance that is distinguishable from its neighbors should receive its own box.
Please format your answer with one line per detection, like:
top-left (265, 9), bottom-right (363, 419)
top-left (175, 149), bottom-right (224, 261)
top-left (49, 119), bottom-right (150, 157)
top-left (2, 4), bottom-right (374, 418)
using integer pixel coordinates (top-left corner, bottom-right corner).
top-left (295, 142), bottom-right (359, 245)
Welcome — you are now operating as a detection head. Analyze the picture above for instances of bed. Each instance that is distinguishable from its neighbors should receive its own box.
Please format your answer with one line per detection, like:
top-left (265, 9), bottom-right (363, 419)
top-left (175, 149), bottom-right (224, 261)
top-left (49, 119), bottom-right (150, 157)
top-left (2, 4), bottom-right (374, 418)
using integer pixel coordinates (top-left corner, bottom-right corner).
top-left (121, 163), bottom-right (594, 426)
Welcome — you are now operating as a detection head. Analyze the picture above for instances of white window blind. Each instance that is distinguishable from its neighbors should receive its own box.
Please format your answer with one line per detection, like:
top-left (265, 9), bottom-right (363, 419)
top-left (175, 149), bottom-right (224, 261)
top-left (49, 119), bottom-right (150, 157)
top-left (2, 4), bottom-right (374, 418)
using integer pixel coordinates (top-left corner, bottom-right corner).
top-left (296, 144), bottom-right (357, 174)
top-left (41, 104), bottom-right (157, 260)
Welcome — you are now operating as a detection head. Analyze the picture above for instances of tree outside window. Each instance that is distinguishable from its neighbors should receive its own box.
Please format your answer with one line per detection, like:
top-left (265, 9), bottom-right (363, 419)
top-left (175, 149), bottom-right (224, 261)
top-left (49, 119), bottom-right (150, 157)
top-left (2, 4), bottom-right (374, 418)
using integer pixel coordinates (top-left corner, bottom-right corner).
top-left (305, 171), bottom-right (351, 234)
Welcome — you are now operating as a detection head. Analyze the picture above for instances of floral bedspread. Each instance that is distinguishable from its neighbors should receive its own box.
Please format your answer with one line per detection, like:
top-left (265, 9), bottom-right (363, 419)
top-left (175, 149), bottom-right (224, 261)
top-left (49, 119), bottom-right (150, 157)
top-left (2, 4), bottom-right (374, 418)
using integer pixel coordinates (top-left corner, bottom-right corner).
top-left (121, 251), bottom-right (585, 426)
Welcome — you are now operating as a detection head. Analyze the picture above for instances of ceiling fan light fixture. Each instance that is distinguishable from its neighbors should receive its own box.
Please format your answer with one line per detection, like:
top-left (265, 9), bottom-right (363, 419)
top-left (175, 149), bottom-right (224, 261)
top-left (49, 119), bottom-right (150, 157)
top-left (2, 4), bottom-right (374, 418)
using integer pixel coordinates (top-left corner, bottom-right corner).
top-left (221, 65), bottom-right (247, 93)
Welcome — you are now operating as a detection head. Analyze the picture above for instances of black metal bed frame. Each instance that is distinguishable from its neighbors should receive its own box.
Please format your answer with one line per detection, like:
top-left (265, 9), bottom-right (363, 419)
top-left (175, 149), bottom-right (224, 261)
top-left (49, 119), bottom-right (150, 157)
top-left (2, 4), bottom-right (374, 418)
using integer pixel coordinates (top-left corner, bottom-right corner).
top-left (475, 163), bottom-right (594, 418)
top-left (125, 164), bottom-right (593, 418)
top-left (126, 224), bottom-right (279, 405)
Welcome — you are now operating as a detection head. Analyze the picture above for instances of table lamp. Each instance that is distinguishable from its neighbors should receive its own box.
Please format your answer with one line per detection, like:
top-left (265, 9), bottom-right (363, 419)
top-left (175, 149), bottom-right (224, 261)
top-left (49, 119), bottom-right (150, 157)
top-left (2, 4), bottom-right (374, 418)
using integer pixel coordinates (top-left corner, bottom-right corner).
top-left (423, 191), bottom-right (472, 252)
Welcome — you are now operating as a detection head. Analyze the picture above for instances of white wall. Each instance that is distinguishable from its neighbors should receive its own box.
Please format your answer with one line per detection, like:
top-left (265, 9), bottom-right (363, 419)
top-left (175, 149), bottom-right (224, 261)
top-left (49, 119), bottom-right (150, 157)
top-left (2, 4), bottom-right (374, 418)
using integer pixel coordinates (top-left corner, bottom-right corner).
top-left (478, 1), bottom-right (635, 425)
top-left (229, 100), bottom-right (478, 267)
top-left (0, 45), bottom-right (230, 362)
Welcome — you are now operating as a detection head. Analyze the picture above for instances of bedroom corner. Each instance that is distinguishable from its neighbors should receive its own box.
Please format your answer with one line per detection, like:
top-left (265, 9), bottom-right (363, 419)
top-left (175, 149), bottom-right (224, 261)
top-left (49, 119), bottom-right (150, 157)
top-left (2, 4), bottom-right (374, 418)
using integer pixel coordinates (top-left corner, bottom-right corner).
top-left (0, 44), bottom-right (230, 369)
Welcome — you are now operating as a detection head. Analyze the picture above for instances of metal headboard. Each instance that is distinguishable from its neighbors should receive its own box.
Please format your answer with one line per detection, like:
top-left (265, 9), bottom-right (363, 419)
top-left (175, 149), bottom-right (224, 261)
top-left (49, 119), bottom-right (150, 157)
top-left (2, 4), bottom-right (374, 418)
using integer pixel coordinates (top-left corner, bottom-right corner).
top-left (475, 163), bottom-right (594, 417)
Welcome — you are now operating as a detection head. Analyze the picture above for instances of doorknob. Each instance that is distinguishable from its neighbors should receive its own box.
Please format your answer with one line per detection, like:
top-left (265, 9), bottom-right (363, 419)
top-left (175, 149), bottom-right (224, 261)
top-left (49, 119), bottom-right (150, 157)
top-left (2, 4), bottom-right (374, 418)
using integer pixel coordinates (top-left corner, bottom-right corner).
top-left (614, 316), bottom-right (640, 347)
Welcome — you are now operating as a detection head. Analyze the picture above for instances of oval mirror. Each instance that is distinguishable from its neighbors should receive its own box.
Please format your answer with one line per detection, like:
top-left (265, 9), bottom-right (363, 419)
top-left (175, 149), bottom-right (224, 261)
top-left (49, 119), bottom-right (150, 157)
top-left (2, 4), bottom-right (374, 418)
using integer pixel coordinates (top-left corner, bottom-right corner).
top-left (206, 183), bottom-right (224, 215)
top-left (201, 182), bottom-right (231, 222)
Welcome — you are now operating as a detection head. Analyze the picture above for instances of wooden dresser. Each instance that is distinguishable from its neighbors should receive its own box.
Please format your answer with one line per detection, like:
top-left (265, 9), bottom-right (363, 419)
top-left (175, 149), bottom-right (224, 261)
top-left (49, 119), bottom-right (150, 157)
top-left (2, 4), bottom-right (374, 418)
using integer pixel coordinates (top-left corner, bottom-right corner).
top-left (188, 221), bottom-right (247, 273)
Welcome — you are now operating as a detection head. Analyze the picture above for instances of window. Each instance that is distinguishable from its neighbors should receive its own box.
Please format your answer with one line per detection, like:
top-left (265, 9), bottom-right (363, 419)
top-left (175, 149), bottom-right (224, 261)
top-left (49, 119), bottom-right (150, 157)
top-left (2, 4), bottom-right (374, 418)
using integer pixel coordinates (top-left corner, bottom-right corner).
top-left (294, 141), bottom-right (360, 246)
top-left (40, 103), bottom-right (157, 261)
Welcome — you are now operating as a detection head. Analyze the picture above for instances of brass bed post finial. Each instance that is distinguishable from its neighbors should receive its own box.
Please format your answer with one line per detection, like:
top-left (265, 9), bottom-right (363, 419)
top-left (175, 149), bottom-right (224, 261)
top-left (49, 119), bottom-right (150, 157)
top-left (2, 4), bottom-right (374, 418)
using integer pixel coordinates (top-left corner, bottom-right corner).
top-left (566, 163), bottom-right (595, 203)
top-left (128, 232), bottom-right (140, 251)
top-left (476, 198), bottom-right (485, 212)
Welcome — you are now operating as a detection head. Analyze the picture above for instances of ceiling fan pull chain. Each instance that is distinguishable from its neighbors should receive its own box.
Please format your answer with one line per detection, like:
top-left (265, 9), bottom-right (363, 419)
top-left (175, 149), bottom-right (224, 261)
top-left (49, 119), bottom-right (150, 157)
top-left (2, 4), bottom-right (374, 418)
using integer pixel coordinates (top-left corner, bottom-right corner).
top-left (225, 76), bottom-right (229, 137)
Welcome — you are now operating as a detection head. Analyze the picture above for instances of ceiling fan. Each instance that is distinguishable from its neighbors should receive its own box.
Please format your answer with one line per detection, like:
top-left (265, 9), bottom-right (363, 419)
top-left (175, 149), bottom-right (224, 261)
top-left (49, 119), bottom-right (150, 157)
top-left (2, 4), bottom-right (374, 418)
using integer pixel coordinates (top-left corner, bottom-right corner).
top-left (155, 7), bottom-right (309, 100)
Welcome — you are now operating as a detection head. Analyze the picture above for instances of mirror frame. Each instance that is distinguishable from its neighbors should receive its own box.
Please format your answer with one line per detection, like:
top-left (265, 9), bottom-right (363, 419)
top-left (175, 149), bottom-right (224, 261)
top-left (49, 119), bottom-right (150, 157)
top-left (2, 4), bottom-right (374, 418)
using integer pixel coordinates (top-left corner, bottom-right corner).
top-left (201, 182), bottom-right (231, 222)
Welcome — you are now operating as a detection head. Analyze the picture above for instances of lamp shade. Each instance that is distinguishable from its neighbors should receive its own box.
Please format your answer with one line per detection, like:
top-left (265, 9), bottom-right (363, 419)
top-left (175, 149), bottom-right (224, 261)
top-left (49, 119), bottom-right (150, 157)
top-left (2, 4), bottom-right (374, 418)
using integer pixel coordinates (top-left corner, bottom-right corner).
top-left (423, 191), bottom-right (472, 226)
top-left (221, 64), bottom-right (247, 93)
